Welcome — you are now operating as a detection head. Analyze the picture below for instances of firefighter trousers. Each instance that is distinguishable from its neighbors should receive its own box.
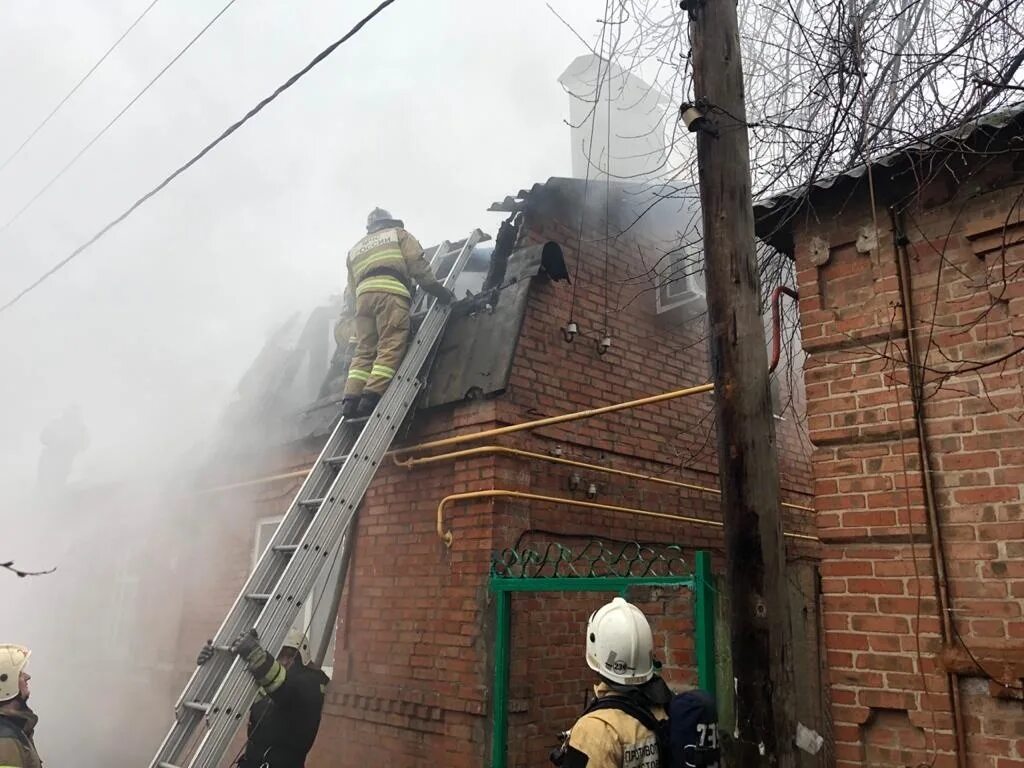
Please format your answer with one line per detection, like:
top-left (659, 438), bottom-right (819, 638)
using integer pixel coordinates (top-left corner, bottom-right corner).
top-left (344, 291), bottom-right (411, 398)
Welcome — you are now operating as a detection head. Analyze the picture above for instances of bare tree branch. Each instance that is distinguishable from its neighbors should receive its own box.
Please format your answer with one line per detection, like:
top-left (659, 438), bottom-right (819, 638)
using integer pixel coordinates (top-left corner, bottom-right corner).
top-left (1, 560), bottom-right (57, 578)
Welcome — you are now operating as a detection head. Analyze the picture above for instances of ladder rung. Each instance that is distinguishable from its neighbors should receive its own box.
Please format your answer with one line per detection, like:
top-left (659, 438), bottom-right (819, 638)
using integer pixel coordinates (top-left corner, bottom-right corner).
top-left (299, 497), bottom-right (324, 507)
top-left (159, 763), bottom-right (183, 768)
top-left (184, 701), bottom-right (211, 714)
top-left (325, 453), bottom-right (350, 465)
top-left (273, 544), bottom-right (298, 554)
top-left (246, 593), bottom-right (272, 602)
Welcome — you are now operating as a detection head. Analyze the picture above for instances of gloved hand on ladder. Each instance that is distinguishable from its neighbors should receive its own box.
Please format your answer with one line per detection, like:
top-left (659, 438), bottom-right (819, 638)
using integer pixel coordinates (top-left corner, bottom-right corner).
top-left (194, 629), bottom-right (267, 670)
top-left (425, 284), bottom-right (456, 305)
top-left (230, 629), bottom-right (269, 670)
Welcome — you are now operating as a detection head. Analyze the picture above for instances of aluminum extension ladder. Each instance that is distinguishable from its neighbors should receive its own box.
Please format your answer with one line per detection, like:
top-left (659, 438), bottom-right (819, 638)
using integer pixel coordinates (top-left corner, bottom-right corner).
top-left (150, 229), bottom-right (488, 768)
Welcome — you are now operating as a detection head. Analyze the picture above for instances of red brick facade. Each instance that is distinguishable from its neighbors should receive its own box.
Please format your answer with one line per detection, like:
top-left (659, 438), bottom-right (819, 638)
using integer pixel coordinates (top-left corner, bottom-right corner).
top-left (169, 179), bottom-right (816, 767)
top-left (782, 146), bottom-right (1024, 767)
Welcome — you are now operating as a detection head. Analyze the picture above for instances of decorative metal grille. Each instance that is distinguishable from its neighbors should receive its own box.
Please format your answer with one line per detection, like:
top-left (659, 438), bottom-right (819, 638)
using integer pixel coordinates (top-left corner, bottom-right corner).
top-left (491, 540), bottom-right (688, 579)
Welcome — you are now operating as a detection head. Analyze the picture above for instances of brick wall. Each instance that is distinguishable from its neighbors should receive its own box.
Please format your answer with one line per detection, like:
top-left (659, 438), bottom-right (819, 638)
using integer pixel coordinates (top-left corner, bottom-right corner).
top-left (790, 156), bottom-right (1024, 767)
top-left (169, 178), bottom-right (817, 767)
top-left (307, 180), bottom-right (816, 767)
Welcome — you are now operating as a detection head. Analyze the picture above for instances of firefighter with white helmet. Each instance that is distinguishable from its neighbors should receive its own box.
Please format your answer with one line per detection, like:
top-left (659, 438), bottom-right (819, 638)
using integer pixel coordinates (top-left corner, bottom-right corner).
top-left (340, 207), bottom-right (455, 419)
top-left (553, 598), bottom-right (671, 768)
top-left (0, 644), bottom-right (42, 768)
top-left (197, 627), bottom-right (328, 768)
top-left (553, 598), bottom-right (720, 768)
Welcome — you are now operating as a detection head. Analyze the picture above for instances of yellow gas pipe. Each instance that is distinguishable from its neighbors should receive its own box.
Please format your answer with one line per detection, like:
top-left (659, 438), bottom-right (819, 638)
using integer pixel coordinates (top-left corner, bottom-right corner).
top-left (392, 382), bottom-right (715, 459)
top-left (436, 489), bottom-right (819, 547)
top-left (196, 384), bottom-right (715, 494)
top-left (394, 444), bottom-right (814, 513)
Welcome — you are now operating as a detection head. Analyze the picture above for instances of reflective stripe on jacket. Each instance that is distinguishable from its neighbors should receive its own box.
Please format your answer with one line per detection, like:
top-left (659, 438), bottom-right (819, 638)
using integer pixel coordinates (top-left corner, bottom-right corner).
top-left (345, 227), bottom-right (442, 301)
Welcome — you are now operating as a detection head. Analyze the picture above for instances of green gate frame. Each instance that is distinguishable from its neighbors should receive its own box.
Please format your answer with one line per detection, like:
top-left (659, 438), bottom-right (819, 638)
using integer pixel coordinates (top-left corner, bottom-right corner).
top-left (488, 543), bottom-right (716, 768)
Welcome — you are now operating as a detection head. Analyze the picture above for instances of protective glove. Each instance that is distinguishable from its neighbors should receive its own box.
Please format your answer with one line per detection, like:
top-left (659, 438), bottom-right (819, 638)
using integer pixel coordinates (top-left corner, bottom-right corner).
top-left (230, 628), bottom-right (278, 686)
top-left (427, 284), bottom-right (456, 305)
top-left (230, 628), bottom-right (266, 665)
top-left (196, 640), bottom-right (215, 666)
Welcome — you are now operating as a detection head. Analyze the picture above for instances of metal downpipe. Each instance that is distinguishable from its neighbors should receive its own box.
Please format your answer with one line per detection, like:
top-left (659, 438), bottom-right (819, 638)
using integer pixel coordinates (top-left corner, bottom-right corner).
top-left (891, 208), bottom-right (967, 768)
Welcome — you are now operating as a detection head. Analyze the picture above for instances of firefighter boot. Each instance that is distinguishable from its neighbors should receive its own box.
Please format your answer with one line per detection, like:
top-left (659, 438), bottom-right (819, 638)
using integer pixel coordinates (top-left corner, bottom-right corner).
top-left (341, 396), bottom-right (360, 419)
top-left (356, 392), bottom-right (381, 418)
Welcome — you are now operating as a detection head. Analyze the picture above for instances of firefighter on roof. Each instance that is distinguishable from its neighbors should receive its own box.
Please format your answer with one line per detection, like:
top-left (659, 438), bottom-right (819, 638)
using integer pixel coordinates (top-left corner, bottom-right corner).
top-left (197, 628), bottom-right (329, 768)
top-left (0, 644), bottom-right (43, 768)
top-left (340, 207), bottom-right (454, 419)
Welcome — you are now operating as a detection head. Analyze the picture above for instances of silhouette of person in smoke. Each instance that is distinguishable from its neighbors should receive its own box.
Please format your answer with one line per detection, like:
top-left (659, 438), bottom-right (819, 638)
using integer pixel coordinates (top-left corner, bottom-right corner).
top-left (36, 405), bottom-right (89, 492)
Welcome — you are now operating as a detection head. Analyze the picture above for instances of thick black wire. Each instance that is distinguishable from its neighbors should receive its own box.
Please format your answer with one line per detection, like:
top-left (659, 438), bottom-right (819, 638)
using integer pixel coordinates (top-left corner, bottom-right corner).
top-left (0, 0), bottom-right (163, 177)
top-left (0, 0), bottom-right (400, 316)
top-left (0, 0), bottom-right (240, 238)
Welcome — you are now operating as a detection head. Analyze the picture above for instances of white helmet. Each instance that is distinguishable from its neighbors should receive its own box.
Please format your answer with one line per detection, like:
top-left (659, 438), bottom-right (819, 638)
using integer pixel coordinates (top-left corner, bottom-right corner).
top-left (0, 645), bottom-right (30, 702)
top-left (585, 597), bottom-right (655, 686)
top-left (282, 628), bottom-right (311, 666)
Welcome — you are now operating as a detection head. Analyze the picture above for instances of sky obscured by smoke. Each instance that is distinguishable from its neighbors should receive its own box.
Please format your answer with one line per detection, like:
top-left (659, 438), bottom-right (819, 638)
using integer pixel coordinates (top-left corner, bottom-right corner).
top-left (0, 0), bottom-right (602, 496)
top-left (2, 3), bottom-right (618, 763)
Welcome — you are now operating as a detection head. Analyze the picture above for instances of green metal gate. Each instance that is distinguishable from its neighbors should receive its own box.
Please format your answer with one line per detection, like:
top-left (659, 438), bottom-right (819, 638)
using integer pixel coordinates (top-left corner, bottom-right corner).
top-left (488, 542), bottom-right (716, 768)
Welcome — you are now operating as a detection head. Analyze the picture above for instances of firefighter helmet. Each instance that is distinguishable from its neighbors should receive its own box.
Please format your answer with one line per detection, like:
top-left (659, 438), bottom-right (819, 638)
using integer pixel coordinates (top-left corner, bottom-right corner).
top-left (0, 645), bottom-right (30, 702)
top-left (366, 207), bottom-right (396, 232)
top-left (282, 628), bottom-right (311, 666)
top-left (585, 597), bottom-right (655, 686)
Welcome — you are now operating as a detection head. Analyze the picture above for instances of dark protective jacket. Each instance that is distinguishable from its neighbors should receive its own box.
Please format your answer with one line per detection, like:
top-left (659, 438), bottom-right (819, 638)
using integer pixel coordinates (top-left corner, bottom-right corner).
top-left (239, 662), bottom-right (330, 768)
top-left (0, 702), bottom-right (43, 768)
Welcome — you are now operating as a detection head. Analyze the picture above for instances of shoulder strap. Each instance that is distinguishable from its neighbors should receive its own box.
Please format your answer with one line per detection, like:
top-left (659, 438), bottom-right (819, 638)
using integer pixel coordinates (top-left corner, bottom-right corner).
top-left (585, 695), bottom-right (663, 735)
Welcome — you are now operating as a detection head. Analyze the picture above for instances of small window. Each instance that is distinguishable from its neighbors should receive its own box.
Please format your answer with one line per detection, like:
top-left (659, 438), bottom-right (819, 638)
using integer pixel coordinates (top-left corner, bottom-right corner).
top-left (253, 518), bottom-right (283, 568)
top-left (655, 245), bottom-right (706, 316)
top-left (664, 261), bottom-right (693, 299)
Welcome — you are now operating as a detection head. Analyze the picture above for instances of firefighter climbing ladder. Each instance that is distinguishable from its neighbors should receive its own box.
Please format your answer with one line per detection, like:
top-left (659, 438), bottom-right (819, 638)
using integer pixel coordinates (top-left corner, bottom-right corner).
top-left (151, 229), bottom-right (488, 768)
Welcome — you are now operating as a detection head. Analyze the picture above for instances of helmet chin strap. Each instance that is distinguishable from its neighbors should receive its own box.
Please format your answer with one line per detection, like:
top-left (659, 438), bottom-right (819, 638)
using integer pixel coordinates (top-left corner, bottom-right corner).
top-left (599, 674), bottom-right (673, 706)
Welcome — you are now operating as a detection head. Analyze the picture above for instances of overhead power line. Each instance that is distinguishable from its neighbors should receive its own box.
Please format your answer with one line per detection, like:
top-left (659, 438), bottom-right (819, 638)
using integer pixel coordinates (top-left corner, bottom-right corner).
top-left (0, 0), bottom-right (239, 237)
top-left (0, 0), bottom-right (399, 316)
top-left (0, 0), bottom-right (163, 178)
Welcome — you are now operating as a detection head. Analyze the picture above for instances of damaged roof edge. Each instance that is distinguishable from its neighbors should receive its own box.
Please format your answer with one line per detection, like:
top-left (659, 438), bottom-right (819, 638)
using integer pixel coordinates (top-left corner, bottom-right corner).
top-left (418, 240), bottom-right (567, 409)
top-left (753, 101), bottom-right (1024, 248)
top-left (488, 176), bottom-right (694, 214)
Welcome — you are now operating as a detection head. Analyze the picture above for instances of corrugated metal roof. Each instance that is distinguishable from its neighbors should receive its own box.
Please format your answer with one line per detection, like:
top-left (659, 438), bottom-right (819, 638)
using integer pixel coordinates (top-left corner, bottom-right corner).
top-left (488, 180), bottom-right (566, 213)
top-left (753, 101), bottom-right (1024, 220)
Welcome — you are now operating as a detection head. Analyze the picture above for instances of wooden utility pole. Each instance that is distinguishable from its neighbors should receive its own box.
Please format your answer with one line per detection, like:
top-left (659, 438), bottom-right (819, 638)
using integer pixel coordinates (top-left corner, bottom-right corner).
top-left (686, 0), bottom-right (797, 764)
